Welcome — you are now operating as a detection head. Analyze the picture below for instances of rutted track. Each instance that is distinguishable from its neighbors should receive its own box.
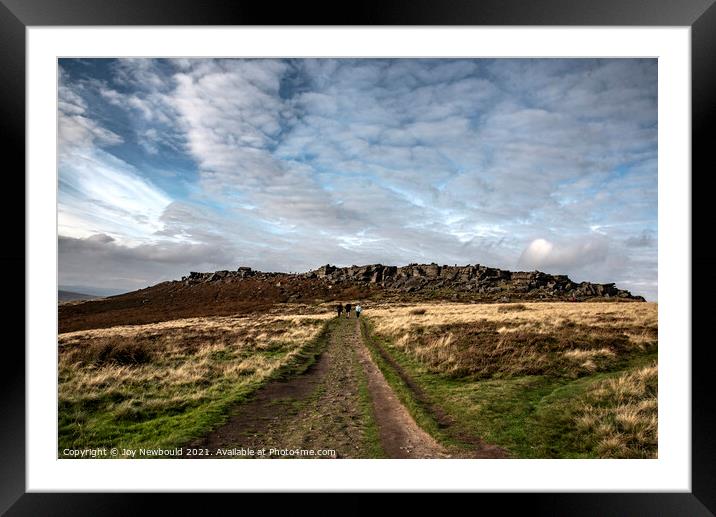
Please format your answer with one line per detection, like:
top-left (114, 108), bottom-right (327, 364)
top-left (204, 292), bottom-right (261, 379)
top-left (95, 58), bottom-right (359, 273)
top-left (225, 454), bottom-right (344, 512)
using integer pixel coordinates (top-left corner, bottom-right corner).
top-left (187, 316), bottom-right (502, 458)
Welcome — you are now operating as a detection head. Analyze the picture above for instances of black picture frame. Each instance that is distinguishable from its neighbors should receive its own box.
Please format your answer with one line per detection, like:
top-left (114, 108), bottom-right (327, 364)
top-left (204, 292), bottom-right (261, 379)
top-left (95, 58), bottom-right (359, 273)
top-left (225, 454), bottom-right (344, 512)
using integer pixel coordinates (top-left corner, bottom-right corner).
top-left (2, 0), bottom-right (713, 514)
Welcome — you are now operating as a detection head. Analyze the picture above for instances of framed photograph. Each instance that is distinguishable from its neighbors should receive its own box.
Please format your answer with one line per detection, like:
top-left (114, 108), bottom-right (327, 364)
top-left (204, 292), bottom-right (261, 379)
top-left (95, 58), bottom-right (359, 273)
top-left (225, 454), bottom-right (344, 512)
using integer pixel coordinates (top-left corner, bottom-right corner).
top-left (3, 0), bottom-right (713, 513)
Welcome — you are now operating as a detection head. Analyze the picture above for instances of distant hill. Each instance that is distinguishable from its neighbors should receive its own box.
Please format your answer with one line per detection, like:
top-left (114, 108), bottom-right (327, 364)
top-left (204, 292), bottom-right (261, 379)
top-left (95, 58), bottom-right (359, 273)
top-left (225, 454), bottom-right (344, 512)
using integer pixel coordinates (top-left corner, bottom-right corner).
top-left (58, 290), bottom-right (100, 303)
top-left (59, 285), bottom-right (126, 297)
top-left (58, 262), bottom-right (644, 333)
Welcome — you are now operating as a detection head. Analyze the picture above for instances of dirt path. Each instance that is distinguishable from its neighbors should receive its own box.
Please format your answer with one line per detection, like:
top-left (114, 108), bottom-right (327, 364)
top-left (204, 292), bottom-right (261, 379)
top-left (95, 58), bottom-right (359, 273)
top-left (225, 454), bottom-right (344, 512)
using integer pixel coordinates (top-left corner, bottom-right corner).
top-left (350, 317), bottom-right (449, 458)
top-left (186, 316), bottom-right (464, 458)
top-left (187, 317), bottom-right (370, 458)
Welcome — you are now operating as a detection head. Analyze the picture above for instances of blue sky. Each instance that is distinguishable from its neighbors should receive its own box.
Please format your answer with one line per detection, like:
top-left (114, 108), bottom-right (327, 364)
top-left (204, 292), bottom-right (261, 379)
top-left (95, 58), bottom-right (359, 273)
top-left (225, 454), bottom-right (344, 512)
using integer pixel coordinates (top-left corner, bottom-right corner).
top-left (58, 58), bottom-right (657, 300)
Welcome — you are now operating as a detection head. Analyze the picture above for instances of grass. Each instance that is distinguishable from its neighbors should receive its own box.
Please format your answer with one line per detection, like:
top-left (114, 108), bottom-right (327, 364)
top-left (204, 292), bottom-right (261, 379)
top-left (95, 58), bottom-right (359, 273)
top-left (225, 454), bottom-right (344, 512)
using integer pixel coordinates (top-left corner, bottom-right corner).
top-left (354, 340), bottom-right (386, 458)
top-left (368, 302), bottom-right (656, 379)
top-left (496, 303), bottom-right (528, 313)
top-left (58, 306), bottom-right (334, 455)
top-left (573, 362), bottom-right (657, 458)
top-left (362, 301), bottom-right (658, 458)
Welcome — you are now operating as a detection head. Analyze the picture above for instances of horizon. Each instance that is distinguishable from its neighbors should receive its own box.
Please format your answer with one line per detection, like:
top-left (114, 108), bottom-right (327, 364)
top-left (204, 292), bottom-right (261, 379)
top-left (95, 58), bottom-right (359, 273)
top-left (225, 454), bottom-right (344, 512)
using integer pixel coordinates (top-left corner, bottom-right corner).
top-left (58, 58), bottom-right (658, 301)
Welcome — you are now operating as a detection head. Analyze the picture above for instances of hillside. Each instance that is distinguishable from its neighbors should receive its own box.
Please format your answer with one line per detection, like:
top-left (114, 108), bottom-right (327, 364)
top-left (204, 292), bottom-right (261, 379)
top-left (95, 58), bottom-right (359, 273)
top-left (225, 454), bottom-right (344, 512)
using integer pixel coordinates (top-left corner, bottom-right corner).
top-left (58, 263), bottom-right (644, 333)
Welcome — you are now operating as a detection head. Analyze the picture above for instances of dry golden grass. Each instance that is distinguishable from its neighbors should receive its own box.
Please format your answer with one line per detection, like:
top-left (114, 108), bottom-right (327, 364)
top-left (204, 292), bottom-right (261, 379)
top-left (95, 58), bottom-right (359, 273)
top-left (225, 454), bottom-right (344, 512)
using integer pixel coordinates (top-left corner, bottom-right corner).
top-left (367, 302), bottom-right (657, 379)
top-left (58, 305), bottom-right (333, 450)
top-left (574, 362), bottom-right (658, 458)
top-left (369, 301), bottom-right (656, 336)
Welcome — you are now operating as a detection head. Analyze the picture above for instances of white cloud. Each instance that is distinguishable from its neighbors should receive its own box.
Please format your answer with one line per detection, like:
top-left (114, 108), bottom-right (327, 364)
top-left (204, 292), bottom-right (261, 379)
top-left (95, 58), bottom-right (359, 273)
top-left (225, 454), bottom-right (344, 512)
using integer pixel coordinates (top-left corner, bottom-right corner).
top-left (58, 148), bottom-right (172, 244)
top-left (518, 237), bottom-right (610, 271)
top-left (58, 65), bottom-right (172, 245)
top-left (59, 69), bottom-right (124, 151)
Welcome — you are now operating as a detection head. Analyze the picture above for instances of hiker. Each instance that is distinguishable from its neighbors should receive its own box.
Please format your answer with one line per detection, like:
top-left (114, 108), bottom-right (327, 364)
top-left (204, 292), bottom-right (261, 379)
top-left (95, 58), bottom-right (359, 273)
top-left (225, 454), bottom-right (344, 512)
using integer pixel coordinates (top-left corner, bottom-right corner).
top-left (345, 303), bottom-right (352, 318)
top-left (336, 303), bottom-right (343, 317)
top-left (355, 304), bottom-right (363, 319)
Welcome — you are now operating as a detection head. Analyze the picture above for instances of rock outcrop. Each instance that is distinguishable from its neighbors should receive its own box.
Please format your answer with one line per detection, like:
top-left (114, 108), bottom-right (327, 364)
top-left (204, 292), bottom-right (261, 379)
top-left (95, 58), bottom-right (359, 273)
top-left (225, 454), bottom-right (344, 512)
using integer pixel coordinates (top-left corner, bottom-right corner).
top-left (179, 262), bottom-right (644, 301)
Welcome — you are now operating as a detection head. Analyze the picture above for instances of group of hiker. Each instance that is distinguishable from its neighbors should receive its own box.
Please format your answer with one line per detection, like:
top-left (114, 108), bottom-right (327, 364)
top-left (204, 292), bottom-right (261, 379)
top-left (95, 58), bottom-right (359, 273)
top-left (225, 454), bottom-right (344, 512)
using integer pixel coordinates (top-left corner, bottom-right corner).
top-left (336, 302), bottom-right (362, 319)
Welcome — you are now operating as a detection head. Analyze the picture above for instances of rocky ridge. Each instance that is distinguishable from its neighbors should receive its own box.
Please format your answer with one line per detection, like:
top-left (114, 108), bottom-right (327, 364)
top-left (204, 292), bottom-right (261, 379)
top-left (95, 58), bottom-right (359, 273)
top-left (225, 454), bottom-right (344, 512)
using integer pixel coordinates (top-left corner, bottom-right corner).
top-left (181, 263), bottom-right (644, 301)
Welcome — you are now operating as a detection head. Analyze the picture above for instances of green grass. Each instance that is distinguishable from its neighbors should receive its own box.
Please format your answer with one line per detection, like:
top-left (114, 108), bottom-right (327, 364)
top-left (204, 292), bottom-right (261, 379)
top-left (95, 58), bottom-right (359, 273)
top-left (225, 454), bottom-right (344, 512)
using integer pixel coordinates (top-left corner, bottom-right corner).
top-left (58, 318), bottom-right (336, 456)
top-left (354, 348), bottom-right (387, 458)
top-left (361, 317), bottom-right (657, 458)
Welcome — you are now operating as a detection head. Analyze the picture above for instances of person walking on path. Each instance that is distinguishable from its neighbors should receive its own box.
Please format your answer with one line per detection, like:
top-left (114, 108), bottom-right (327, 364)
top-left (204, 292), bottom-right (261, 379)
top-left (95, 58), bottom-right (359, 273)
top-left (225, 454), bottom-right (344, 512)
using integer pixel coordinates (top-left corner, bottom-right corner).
top-left (336, 303), bottom-right (343, 318)
top-left (355, 304), bottom-right (363, 319)
top-left (345, 303), bottom-right (352, 319)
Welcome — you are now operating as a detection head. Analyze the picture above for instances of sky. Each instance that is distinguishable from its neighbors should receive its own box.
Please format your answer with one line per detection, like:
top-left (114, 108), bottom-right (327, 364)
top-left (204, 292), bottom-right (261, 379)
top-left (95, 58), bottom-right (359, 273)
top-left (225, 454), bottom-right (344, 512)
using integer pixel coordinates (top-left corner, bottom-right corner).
top-left (58, 58), bottom-right (657, 300)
